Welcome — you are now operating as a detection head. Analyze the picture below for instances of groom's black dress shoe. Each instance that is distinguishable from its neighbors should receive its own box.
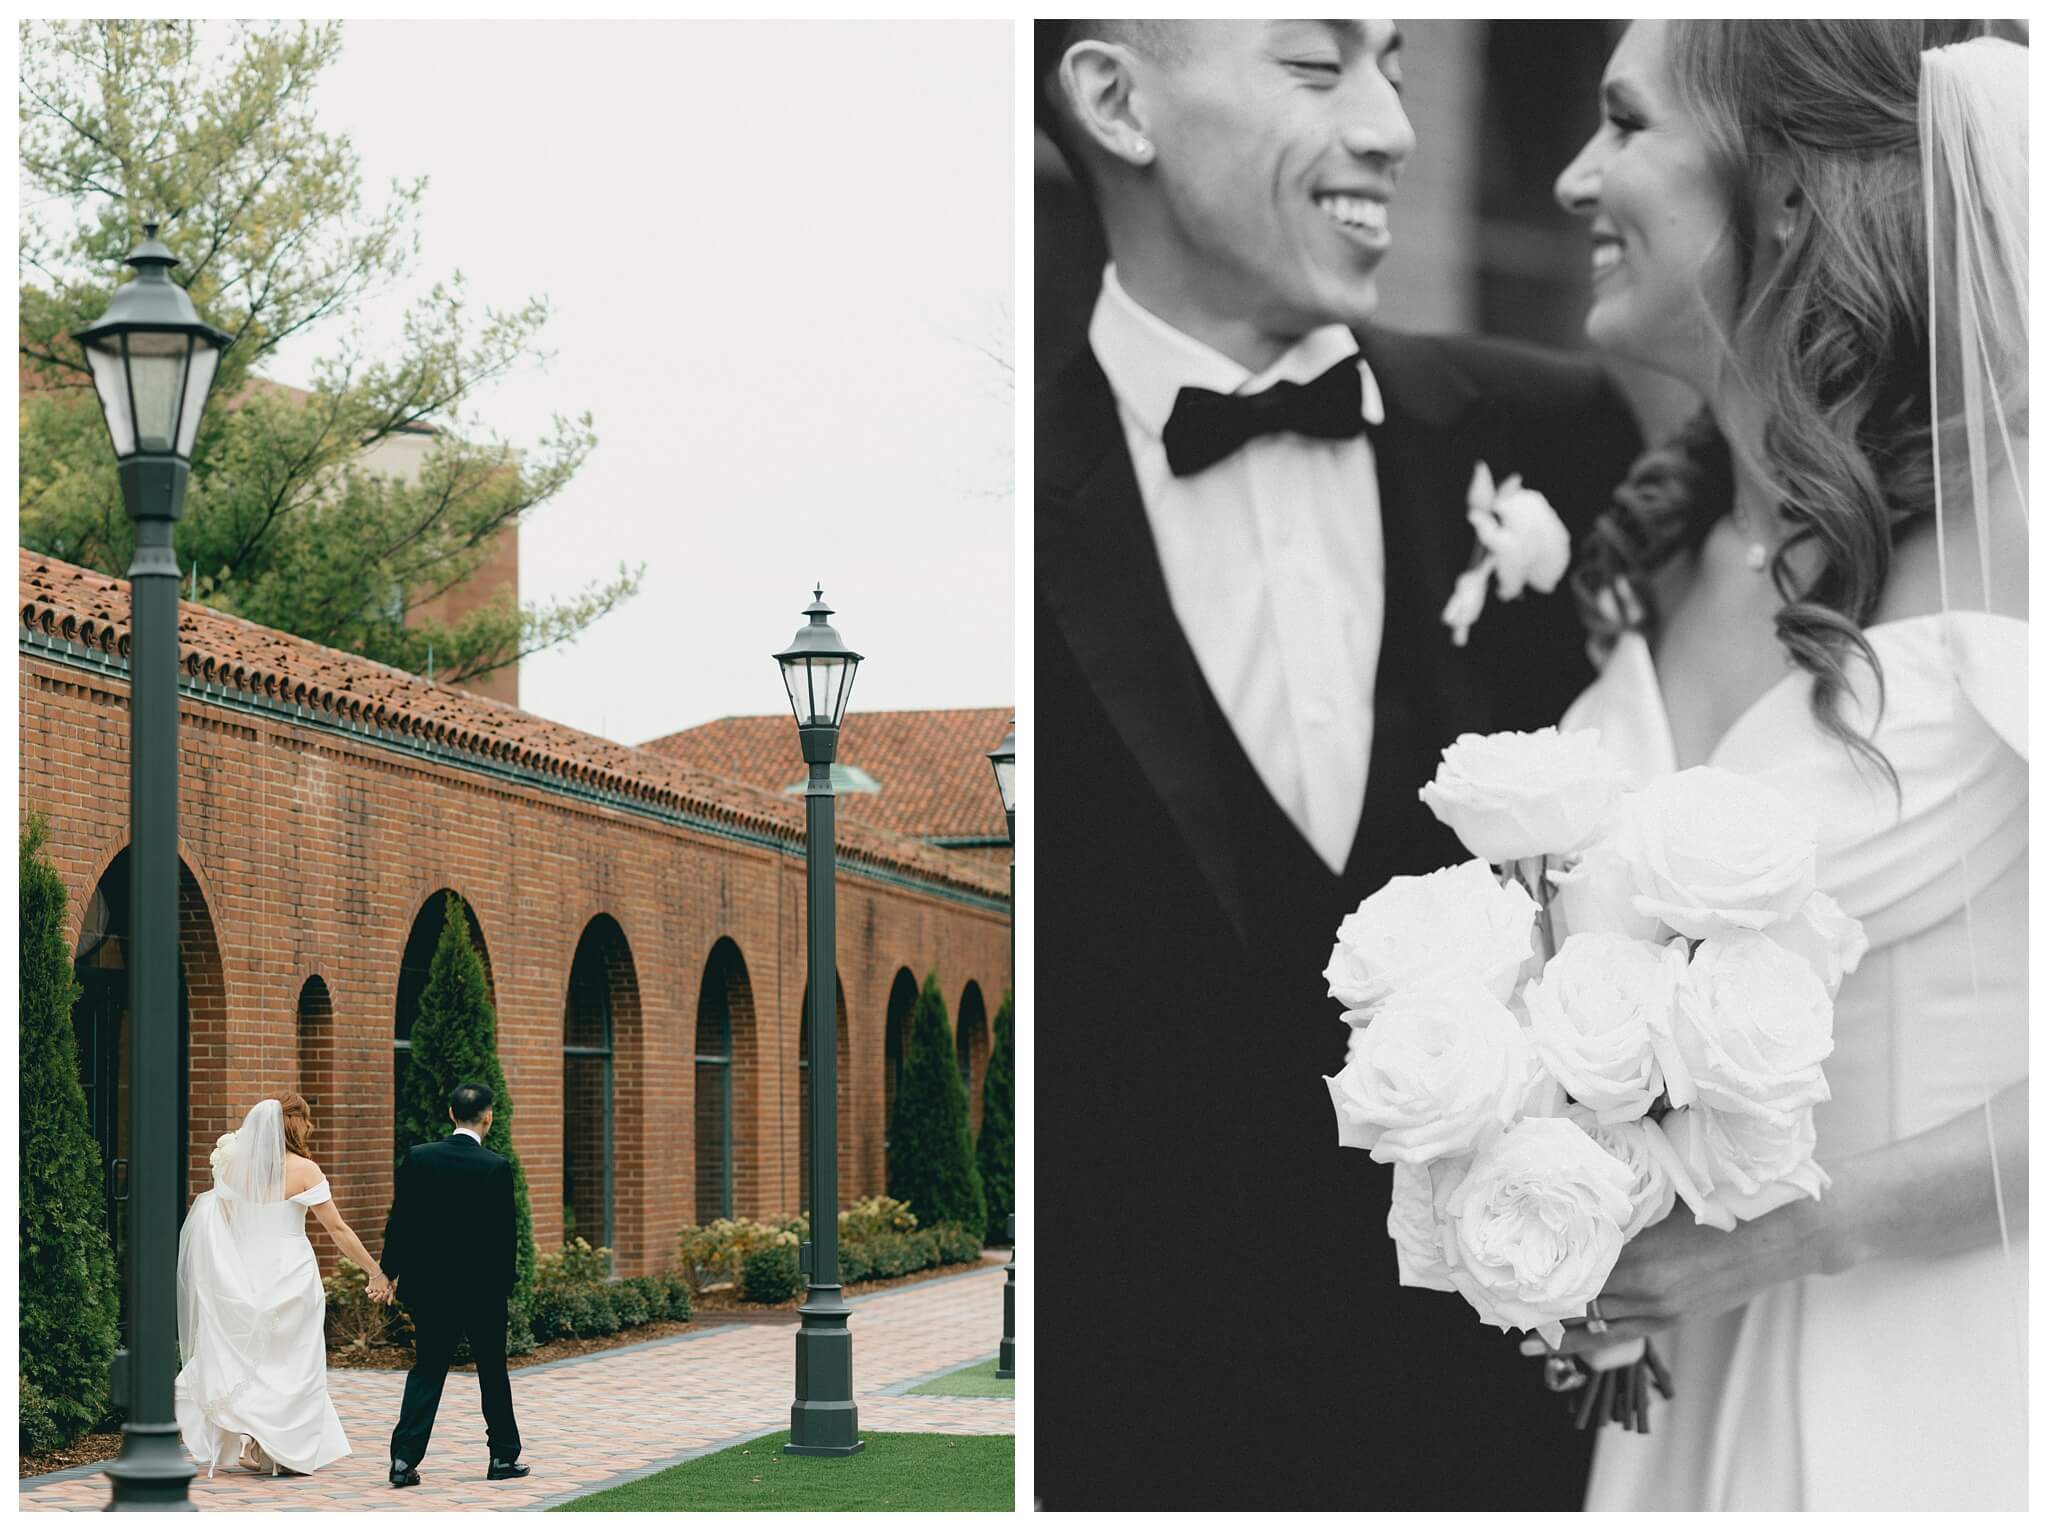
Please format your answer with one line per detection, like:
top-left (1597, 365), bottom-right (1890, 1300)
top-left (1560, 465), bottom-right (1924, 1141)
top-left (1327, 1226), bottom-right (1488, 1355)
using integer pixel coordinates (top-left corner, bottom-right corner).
top-left (389, 1460), bottom-right (420, 1488)
top-left (487, 1458), bottom-right (530, 1481)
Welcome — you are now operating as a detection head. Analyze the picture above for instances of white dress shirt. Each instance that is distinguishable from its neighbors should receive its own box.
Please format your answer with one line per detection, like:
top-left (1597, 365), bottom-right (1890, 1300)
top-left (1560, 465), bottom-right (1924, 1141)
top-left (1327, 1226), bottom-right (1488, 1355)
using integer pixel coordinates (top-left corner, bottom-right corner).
top-left (453, 1126), bottom-right (484, 1144)
top-left (1090, 265), bottom-right (1387, 874)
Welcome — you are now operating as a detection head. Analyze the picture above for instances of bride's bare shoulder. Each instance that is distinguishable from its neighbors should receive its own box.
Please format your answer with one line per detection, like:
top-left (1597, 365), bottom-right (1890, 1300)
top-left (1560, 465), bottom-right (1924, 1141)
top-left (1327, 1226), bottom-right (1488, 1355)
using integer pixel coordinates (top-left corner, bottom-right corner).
top-left (284, 1153), bottom-right (324, 1195)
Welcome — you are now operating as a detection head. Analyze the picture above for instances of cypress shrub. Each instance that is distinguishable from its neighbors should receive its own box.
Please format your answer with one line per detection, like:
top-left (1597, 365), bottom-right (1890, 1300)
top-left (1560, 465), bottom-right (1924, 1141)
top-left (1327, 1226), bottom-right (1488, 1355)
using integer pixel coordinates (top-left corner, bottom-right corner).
top-left (19, 817), bottom-right (120, 1447)
top-left (391, 893), bottom-right (537, 1312)
top-left (885, 973), bottom-right (987, 1237)
top-left (977, 989), bottom-right (1015, 1245)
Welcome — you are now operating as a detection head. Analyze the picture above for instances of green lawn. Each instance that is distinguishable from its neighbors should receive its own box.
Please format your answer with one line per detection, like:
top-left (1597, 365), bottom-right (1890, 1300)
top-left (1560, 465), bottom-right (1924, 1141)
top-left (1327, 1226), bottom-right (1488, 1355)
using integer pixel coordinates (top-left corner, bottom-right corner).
top-left (550, 1431), bottom-right (1014, 1512)
top-left (906, 1356), bottom-right (1015, 1398)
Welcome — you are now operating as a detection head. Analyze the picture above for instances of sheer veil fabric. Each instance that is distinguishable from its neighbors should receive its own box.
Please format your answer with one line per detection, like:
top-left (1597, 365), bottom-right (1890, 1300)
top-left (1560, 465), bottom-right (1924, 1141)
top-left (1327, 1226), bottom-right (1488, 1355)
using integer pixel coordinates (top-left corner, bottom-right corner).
top-left (1922, 27), bottom-right (2028, 1370)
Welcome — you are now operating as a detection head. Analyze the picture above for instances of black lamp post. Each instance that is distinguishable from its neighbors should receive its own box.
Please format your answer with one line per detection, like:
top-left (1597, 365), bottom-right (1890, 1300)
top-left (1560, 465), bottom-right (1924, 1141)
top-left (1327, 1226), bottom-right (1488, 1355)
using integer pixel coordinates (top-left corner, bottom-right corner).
top-left (74, 222), bottom-right (232, 1511)
top-left (985, 722), bottom-right (1016, 1381)
top-left (775, 588), bottom-right (865, 1457)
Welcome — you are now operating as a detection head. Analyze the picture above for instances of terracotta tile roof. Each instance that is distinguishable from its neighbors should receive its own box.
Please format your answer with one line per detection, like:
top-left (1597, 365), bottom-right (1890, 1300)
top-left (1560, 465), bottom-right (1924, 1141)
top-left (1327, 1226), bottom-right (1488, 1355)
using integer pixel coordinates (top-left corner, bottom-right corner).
top-left (641, 707), bottom-right (1014, 844)
top-left (17, 550), bottom-right (1005, 901)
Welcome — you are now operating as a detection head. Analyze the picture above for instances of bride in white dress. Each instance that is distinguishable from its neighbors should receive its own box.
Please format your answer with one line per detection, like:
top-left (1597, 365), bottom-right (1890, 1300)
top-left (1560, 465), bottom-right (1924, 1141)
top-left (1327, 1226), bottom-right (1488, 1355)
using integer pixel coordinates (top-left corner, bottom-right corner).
top-left (1546, 21), bottom-right (2026, 1511)
top-left (174, 1093), bottom-right (379, 1477)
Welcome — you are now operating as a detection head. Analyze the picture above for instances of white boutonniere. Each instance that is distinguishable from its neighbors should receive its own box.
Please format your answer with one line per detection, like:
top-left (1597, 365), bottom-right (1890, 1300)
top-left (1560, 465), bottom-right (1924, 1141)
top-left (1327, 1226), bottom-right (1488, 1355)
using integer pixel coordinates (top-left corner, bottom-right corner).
top-left (1441, 462), bottom-right (1573, 647)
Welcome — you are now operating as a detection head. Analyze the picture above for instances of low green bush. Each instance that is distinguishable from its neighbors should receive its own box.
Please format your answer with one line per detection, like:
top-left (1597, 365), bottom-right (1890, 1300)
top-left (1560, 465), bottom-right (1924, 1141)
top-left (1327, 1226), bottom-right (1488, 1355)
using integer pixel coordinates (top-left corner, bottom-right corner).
top-left (505, 1296), bottom-right (537, 1357)
top-left (841, 1194), bottom-right (919, 1242)
top-left (610, 1279), bottom-right (652, 1329)
top-left (676, 1218), bottom-right (799, 1294)
top-left (933, 1223), bottom-right (984, 1265)
top-left (21, 1377), bottom-right (65, 1456)
top-left (741, 1242), bottom-right (802, 1303)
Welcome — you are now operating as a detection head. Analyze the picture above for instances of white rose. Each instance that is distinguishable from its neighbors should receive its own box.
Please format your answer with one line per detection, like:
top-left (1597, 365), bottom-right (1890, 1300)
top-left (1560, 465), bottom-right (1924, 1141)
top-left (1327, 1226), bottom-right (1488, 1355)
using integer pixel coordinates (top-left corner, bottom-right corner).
top-left (1419, 728), bottom-right (1628, 865)
top-left (1564, 1107), bottom-right (1677, 1241)
top-left (1467, 464), bottom-right (1572, 599)
top-left (1614, 767), bottom-right (1818, 940)
top-left (208, 1130), bottom-right (239, 1175)
top-left (1442, 1116), bottom-right (1634, 1344)
top-left (1387, 1159), bottom-right (1461, 1293)
top-left (1661, 1102), bottom-right (1830, 1222)
top-left (1325, 978), bottom-right (1532, 1166)
top-left (1524, 932), bottom-right (1683, 1122)
top-left (1323, 859), bottom-right (1536, 1021)
top-left (1548, 835), bottom-right (1664, 944)
top-left (1765, 890), bottom-right (1869, 998)
top-left (1661, 931), bottom-right (1834, 1119)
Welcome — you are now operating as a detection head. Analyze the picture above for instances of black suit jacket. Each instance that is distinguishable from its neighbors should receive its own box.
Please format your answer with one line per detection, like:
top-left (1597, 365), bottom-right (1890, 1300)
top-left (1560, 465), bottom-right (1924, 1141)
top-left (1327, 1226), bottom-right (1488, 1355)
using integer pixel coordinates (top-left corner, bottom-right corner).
top-left (382, 1132), bottom-right (518, 1309)
top-left (1036, 326), bottom-right (1642, 1511)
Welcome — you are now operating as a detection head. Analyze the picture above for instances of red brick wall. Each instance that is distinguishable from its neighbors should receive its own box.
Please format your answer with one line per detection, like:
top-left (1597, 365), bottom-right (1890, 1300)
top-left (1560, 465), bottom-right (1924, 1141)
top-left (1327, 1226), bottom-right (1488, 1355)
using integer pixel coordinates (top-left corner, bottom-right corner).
top-left (21, 650), bottom-right (1011, 1279)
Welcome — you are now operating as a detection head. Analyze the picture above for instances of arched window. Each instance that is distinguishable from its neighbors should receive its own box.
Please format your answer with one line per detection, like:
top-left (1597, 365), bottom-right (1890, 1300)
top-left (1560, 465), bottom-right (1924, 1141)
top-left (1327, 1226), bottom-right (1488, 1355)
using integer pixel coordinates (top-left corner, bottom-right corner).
top-left (70, 848), bottom-right (213, 1345)
top-left (563, 922), bottom-right (617, 1252)
top-left (883, 967), bottom-right (918, 1174)
top-left (394, 890), bottom-right (492, 1163)
top-left (956, 981), bottom-right (990, 1136)
top-left (297, 974), bottom-right (335, 1117)
top-left (695, 940), bottom-right (753, 1224)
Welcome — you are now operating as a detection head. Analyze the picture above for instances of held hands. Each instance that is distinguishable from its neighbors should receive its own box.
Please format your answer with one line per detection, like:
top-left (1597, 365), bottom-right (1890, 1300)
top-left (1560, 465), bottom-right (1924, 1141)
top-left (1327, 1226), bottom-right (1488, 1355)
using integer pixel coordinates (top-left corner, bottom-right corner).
top-left (367, 1273), bottom-right (396, 1305)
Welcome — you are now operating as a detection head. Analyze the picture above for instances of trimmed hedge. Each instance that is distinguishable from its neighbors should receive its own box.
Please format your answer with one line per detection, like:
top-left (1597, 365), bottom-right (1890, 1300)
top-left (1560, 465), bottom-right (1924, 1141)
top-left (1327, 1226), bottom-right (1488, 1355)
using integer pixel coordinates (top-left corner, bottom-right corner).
top-left (392, 893), bottom-right (537, 1318)
top-left (19, 817), bottom-right (120, 1449)
top-left (886, 973), bottom-right (987, 1237)
top-left (977, 990), bottom-right (1015, 1245)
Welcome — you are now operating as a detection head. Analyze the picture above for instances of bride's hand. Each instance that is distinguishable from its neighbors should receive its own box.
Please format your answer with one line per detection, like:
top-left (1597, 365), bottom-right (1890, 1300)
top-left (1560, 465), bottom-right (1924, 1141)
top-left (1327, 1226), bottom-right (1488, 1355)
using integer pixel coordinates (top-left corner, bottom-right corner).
top-left (1547, 1197), bottom-right (1833, 1358)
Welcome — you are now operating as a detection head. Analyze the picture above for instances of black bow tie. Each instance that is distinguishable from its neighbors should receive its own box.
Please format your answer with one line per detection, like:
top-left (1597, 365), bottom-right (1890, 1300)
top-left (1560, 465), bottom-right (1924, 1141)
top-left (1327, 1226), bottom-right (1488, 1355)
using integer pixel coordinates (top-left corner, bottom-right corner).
top-left (1161, 356), bottom-right (1366, 478)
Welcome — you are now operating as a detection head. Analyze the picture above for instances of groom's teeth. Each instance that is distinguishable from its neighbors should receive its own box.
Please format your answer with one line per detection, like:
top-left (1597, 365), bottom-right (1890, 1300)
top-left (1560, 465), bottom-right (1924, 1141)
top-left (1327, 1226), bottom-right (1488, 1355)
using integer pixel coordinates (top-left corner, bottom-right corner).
top-left (1317, 195), bottom-right (1388, 233)
top-left (1592, 243), bottom-right (1622, 273)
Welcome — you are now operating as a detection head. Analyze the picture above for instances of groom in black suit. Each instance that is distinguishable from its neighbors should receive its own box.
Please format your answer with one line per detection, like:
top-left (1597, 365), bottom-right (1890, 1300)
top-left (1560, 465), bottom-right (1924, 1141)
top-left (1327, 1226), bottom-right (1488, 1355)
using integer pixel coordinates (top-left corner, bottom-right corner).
top-left (1035, 22), bottom-right (1643, 1510)
top-left (378, 1082), bottom-right (527, 1487)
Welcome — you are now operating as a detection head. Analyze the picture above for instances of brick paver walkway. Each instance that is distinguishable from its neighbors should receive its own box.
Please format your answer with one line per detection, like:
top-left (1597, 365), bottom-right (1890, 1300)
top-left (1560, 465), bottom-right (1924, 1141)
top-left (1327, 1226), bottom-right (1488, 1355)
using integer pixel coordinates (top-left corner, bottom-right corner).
top-left (21, 1260), bottom-right (1011, 1512)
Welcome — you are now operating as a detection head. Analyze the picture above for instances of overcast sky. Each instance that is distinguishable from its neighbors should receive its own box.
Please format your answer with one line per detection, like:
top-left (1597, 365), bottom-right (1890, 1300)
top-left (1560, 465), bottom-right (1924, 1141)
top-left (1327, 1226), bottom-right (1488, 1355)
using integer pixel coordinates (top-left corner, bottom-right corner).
top-left (265, 20), bottom-right (1014, 745)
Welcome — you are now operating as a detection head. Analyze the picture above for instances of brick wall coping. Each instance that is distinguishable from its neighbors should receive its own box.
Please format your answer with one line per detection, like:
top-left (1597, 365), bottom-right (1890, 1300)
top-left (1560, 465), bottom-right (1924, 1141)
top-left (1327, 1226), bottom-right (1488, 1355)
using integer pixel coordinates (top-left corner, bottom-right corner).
top-left (20, 551), bottom-right (1008, 911)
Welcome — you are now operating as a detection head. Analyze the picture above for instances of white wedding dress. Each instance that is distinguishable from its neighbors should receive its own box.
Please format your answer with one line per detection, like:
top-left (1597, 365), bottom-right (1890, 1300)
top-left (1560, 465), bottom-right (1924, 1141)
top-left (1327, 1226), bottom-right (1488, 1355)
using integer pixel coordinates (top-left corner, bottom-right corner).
top-left (1563, 616), bottom-right (2028, 1510)
top-left (174, 1100), bottom-right (351, 1476)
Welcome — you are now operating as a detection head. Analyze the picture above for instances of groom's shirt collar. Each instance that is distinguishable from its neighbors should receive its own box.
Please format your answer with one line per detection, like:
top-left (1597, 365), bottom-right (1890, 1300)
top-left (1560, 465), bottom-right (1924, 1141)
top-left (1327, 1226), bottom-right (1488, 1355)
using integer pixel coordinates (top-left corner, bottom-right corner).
top-left (1089, 264), bottom-right (1384, 440)
top-left (453, 1126), bottom-right (483, 1145)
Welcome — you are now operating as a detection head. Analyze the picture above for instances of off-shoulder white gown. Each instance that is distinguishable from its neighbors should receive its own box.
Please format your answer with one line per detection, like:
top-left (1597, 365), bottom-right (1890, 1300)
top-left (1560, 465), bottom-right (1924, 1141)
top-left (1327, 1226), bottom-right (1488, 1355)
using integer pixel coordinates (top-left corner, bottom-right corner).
top-left (1564, 614), bottom-right (2028, 1511)
top-left (174, 1177), bottom-right (352, 1476)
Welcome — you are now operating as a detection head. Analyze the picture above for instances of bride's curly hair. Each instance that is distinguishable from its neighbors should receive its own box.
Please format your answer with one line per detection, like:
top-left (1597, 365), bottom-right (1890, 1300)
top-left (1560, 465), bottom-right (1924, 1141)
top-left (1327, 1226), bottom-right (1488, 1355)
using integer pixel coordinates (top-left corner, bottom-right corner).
top-left (271, 1091), bottom-right (313, 1158)
top-left (1572, 19), bottom-right (1987, 785)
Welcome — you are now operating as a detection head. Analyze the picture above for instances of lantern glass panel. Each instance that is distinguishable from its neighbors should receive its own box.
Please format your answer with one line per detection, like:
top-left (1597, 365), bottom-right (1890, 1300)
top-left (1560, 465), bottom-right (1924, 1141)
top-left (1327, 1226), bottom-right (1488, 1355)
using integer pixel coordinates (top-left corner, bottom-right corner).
top-left (82, 340), bottom-right (137, 458)
top-left (176, 341), bottom-right (221, 458)
top-left (993, 755), bottom-right (1016, 815)
top-left (125, 330), bottom-right (190, 455)
top-left (780, 659), bottom-right (808, 725)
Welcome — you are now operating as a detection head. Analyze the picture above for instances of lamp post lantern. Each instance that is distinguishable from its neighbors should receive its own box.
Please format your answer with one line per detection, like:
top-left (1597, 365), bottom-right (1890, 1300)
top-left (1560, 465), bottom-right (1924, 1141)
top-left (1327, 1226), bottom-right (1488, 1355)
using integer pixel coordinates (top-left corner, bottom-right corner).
top-left (775, 587), bottom-right (865, 1457)
top-left (74, 221), bottom-right (232, 1512)
top-left (985, 722), bottom-right (1016, 1380)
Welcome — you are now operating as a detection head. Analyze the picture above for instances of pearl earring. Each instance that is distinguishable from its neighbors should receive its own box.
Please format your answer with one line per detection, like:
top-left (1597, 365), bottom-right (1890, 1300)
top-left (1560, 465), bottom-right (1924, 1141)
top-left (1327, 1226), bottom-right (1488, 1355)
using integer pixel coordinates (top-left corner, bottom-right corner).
top-left (1132, 136), bottom-right (1152, 161)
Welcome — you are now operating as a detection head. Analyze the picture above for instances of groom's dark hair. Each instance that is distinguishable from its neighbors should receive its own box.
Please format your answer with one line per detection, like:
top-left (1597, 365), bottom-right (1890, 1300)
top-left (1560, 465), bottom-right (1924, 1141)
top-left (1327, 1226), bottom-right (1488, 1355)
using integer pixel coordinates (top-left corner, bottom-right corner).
top-left (449, 1081), bottom-right (494, 1124)
top-left (1035, 19), bottom-right (1191, 192)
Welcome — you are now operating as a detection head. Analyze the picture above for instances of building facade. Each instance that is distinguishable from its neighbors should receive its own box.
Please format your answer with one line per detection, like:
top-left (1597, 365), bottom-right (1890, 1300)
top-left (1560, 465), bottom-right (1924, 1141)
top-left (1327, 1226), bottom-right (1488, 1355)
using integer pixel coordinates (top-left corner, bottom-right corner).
top-left (22, 552), bottom-right (1011, 1284)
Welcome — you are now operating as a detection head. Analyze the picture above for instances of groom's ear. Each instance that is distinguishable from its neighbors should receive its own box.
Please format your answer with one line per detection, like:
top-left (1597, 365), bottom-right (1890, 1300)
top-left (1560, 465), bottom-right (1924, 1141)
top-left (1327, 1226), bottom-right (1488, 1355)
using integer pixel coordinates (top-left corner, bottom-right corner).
top-left (1059, 38), bottom-right (1154, 171)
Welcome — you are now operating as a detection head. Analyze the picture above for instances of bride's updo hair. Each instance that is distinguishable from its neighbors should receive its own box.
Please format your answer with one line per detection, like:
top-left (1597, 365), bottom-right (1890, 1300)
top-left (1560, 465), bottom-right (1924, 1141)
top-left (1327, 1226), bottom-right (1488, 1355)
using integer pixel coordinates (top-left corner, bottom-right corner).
top-left (1574, 18), bottom-right (1987, 783)
top-left (271, 1091), bottom-right (313, 1157)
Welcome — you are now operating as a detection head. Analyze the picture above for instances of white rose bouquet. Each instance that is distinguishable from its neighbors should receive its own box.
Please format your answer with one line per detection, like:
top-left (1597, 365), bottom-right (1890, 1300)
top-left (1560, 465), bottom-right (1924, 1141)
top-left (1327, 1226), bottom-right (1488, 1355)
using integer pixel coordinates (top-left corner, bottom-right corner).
top-left (1320, 732), bottom-right (1862, 1433)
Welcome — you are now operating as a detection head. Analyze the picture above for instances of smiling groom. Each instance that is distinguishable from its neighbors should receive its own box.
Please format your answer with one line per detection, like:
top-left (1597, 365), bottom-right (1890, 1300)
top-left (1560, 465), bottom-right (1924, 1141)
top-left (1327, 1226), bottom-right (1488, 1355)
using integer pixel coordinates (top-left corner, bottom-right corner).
top-left (1034, 20), bottom-right (1643, 1511)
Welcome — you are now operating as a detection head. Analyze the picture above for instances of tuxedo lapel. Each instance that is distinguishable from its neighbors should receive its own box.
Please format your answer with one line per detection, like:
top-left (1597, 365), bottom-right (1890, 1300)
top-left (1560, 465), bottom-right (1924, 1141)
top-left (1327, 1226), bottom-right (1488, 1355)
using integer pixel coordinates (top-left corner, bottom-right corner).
top-left (1037, 348), bottom-right (1253, 944)
top-left (1356, 327), bottom-right (1499, 750)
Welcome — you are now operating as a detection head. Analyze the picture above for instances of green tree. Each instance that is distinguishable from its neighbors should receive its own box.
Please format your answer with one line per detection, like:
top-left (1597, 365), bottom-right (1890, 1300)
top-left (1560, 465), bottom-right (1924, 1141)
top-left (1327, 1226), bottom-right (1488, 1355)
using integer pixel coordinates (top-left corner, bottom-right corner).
top-left (393, 894), bottom-right (536, 1305)
top-left (18, 20), bottom-right (638, 682)
top-left (19, 816), bottom-right (120, 1447)
top-left (976, 989), bottom-right (1014, 1246)
top-left (885, 973), bottom-right (987, 1235)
